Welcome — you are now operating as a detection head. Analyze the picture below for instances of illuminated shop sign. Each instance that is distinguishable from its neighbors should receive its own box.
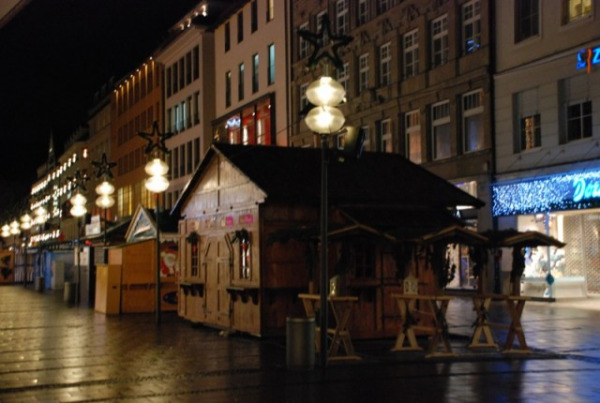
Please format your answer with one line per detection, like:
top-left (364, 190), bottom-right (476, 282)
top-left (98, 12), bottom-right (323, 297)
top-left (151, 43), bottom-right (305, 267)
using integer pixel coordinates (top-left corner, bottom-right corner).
top-left (576, 46), bottom-right (600, 73)
top-left (492, 169), bottom-right (600, 216)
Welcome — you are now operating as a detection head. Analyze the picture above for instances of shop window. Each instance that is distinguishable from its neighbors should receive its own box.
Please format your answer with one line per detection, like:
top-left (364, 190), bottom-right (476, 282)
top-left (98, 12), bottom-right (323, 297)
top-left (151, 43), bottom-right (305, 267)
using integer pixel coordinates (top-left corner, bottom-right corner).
top-left (463, 90), bottom-right (484, 153)
top-left (567, 101), bottom-right (592, 142)
top-left (462, 0), bottom-right (481, 54)
top-left (515, 0), bottom-right (539, 43)
top-left (432, 100), bottom-right (451, 160)
top-left (242, 106), bottom-right (256, 145)
top-left (257, 98), bottom-right (271, 145)
top-left (562, 0), bottom-right (592, 24)
top-left (233, 229), bottom-right (251, 280)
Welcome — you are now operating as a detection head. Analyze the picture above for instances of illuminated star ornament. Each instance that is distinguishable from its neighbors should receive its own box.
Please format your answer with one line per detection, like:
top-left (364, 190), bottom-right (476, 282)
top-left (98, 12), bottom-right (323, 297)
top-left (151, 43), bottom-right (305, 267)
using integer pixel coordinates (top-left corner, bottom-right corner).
top-left (298, 14), bottom-right (352, 71)
top-left (138, 121), bottom-right (173, 156)
top-left (92, 152), bottom-right (117, 179)
top-left (67, 169), bottom-right (89, 193)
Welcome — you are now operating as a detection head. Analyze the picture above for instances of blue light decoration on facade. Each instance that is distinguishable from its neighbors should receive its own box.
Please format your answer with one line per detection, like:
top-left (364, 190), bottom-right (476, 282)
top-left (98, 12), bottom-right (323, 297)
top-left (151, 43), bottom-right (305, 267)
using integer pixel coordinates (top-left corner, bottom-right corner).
top-left (492, 169), bottom-right (600, 216)
top-left (576, 46), bottom-right (600, 73)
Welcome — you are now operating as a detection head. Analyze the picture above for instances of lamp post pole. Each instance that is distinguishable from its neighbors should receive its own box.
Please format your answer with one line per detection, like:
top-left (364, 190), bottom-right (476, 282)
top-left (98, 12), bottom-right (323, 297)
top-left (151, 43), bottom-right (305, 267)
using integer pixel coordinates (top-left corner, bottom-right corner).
top-left (68, 169), bottom-right (88, 306)
top-left (138, 121), bottom-right (172, 326)
top-left (319, 133), bottom-right (329, 369)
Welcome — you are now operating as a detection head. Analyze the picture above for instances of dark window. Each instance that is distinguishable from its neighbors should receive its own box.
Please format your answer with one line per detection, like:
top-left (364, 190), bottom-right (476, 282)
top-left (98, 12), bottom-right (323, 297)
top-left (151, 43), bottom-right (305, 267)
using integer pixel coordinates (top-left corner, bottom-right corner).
top-left (515, 0), bottom-right (539, 42)
top-left (252, 54), bottom-right (259, 93)
top-left (226, 71), bottom-right (232, 107)
top-left (193, 46), bottom-right (199, 79)
top-left (237, 12), bottom-right (244, 43)
top-left (567, 101), bottom-right (592, 142)
top-left (186, 52), bottom-right (192, 85)
top-left (225, 22), bottom-right (230, 51)
top-left (239, 63), bottom-right (245, 100)
top-left (166, 67), bottom-right (171, 97)
top-left (251, 1), bottom-right (258, 32)
top-left (179, 58), bottom-right (185, 89)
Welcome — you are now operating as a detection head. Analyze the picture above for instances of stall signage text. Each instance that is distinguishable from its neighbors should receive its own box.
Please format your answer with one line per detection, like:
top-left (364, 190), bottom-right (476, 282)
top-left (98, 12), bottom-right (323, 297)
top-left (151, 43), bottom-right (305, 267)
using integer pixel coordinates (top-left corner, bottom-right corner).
top-left (572, 178), bottom-right (600, 203)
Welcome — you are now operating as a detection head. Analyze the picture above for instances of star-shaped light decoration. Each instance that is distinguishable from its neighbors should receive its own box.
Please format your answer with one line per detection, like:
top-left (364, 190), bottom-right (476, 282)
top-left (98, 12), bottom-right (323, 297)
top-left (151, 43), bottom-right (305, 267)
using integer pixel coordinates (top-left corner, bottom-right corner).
top-left (138, 121), bottom-right (173, 156)
top-left (91, 152), bottom-right (117, 179)
top-left (67, 169), bottom-right (89, 193)
top-left (298, 13), bottom-right (353, 71)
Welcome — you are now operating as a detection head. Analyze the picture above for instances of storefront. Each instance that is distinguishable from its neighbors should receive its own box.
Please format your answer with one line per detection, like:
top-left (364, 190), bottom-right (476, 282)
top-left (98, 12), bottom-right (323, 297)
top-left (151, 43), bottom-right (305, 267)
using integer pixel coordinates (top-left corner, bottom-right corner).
top-left (492, 168), bottom-right (600, 298)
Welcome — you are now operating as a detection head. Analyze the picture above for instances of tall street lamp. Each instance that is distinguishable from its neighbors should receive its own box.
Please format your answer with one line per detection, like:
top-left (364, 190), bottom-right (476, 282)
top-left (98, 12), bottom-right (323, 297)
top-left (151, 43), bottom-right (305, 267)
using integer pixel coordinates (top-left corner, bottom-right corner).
top-left (92, 153), bottom-right (117, 246)
top-left (304, 76), bottom-right (346, 368)
top-left (138, 121), bottom-right (172, 325)
top-left (69, 170), bottom-right (88, 306)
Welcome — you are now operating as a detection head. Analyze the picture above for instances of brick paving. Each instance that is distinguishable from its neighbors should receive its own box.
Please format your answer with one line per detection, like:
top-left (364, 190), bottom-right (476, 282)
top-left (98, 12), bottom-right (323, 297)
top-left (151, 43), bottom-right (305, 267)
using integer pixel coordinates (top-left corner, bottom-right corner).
top-left (1, 285), bottom-right (600, 402)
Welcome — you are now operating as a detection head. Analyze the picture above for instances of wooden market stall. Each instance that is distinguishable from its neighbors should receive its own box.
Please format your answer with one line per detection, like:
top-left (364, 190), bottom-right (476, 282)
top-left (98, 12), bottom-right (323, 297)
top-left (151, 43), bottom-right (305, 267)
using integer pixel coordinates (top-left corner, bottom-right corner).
top-left (173, 143), bottom-right (483, 338)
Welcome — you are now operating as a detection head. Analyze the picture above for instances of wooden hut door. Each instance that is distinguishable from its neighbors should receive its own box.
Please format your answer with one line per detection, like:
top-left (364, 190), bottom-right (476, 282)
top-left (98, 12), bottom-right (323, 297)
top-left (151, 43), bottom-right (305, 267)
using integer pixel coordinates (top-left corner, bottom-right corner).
top-left (204, 236), bottom-right (232, 328)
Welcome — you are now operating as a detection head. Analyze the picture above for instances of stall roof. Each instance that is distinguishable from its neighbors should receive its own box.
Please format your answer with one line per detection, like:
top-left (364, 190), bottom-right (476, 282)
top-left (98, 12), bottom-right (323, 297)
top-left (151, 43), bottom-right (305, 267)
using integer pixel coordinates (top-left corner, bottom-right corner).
top-left (173, 144), bottom-right (484, 213)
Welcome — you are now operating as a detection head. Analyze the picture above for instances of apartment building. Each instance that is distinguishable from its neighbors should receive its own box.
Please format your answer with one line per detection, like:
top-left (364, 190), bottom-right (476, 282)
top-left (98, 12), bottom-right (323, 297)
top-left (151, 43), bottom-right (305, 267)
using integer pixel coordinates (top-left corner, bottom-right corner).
top-left (213, 0), bottom-right (290, 146)
top-left (493, 0), bottom-right (600, 296)
top-left (291, 0), bottom-right (494, 289)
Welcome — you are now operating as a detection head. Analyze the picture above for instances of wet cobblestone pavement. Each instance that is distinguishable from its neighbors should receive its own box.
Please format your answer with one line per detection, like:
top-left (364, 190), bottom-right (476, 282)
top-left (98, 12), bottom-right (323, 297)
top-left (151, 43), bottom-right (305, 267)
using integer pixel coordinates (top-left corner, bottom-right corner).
top-left (1, 285), bottom-right (600, 402)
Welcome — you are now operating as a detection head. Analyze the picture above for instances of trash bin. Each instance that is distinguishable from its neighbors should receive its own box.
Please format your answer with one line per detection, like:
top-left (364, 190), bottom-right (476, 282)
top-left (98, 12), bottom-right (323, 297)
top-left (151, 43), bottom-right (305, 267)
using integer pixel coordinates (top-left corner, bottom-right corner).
top-left (286, 316), bottom-right (315, 370)
top-left (63, 282), bottom-right (75, 303)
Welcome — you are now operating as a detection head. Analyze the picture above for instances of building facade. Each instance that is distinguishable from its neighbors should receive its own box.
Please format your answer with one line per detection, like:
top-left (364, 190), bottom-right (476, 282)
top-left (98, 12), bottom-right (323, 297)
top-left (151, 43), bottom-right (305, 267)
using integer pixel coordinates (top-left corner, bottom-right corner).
top-left (493, 0), bottom-right (600, 297)
top-left (290, 0), bottom-right (494, 290)
top-left (156, 10), bottom-right (216, 210)
top-left (213, 0), bottom-right (291, 147)
top-left (111, 57), bottom-right (164, 219)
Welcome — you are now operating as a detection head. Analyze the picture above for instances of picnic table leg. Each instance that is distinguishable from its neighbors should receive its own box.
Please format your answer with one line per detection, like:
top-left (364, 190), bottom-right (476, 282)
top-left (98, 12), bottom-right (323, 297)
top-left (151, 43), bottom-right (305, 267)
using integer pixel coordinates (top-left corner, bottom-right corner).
top-left (468, 296), bottom-right (498, 349)
top-left (392, 298), bottom-right (421, 352)
top-left (503, 299), bottom-right (530, 354)
top-left (425, 299), bottom-right (455, 358)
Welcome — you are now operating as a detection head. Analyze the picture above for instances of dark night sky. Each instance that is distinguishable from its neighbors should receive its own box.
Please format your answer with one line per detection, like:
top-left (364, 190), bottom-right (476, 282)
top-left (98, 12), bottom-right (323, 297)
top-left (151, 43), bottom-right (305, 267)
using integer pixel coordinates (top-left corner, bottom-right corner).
top-left (0, 0), bottom-right (199, 214)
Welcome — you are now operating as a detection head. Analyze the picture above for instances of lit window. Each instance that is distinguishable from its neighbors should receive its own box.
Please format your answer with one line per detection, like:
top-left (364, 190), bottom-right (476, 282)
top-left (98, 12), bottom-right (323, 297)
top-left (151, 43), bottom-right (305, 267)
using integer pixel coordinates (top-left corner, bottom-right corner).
top-left (520, 114), bottom-right (541, 150)
top-left (405, 110), bottom-right (421, 163)
top-left (266, 0), bottom-right (274, 22)
top-left (432, 101), bottom-right (451, 160)
top-left (463, 0), bottom-right (481, 54)
top-left (564, 0), bottom-right (592, 23)
top-left (403, 29), bottom-right (419, 78)
top-left (239, 63), bottom-right (245, 101)
top-left (252, 54), bottom-right (259, 93)
top-left (463, 90), bottom-right (484, 153)
top-left (268, 44), bottom-right (275, 85)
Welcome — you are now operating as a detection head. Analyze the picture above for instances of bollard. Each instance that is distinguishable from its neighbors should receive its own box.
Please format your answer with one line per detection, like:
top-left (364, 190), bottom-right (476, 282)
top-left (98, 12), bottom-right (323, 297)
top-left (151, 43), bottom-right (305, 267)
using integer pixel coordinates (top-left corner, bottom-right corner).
top-left (286, 316), bottom-right (315, 370)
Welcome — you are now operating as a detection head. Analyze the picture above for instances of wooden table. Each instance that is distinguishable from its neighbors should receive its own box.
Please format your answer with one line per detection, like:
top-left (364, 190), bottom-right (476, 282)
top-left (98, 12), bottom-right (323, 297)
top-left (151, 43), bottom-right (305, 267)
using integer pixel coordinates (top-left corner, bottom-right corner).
top-left (390, 294), bottom-right (455, 358)
top-left (468, 294), bottom-right (531, 354)
top-left (298, 293), bottom-right (361, 361)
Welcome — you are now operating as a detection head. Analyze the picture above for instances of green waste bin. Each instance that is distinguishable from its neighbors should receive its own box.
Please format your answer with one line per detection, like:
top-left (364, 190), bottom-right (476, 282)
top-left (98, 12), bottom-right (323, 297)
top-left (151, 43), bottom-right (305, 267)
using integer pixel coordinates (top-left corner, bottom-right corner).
top-left (286, 317), bottom-right (315, 370)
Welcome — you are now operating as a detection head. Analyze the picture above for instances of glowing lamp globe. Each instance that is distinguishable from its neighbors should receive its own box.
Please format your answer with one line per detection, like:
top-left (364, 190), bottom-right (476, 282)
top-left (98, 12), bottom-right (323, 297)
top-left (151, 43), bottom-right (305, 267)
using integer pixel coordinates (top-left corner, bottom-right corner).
top-left (96, 195), bottom-right (115, 209)
top-left (95, 181), bottom-right (115, 196)
top-left (306, 76), bottom-right (345, 107)
top-left (304, 106), bottom-right (345, 134)
top-left (145, 175), bottom-right (169, 193)
top-left (145, 158), bottom-right (169, 177)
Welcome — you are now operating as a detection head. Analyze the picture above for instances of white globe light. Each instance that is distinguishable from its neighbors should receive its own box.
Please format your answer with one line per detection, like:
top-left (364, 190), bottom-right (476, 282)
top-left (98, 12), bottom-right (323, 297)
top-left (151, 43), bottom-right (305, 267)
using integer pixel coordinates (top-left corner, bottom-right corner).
top-left (70, 193), bottom-right (87, 206)
top-left (10, 220), bottom-right (20, 235)
top-left (304, 105), bottom-right (346, 134)
top-left (306, 76), bottom-right (345, 107)
top-left (95, 180), bottom-right (115, 196)
top-left (145, 158), bottom-right (169, 177)
top-left (1, 224), bottom-right (10, 238)
top-left (145, 175), bottom-right (169, 193)
top-left (96, 195), bottom-right (115, 208)
top-left (70, 204), bottom-right (87, 217)
top-left (20, 213), bottom-right (32, 230)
